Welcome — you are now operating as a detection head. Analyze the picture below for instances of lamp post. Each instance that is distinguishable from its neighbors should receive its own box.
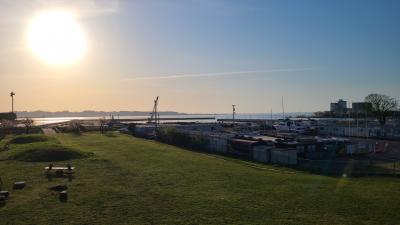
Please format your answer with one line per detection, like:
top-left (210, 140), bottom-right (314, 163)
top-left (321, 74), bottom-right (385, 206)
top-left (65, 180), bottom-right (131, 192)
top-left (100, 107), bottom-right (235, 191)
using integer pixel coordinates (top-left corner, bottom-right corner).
top-left (10, 92), bottom-right (15, 113)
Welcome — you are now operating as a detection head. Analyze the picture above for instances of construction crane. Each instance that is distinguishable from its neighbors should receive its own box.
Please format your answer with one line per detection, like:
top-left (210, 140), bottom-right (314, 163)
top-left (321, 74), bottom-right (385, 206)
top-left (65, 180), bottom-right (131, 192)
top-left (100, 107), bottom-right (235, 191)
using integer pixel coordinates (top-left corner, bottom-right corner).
top-left (148, 96), bottom-right (159, 130)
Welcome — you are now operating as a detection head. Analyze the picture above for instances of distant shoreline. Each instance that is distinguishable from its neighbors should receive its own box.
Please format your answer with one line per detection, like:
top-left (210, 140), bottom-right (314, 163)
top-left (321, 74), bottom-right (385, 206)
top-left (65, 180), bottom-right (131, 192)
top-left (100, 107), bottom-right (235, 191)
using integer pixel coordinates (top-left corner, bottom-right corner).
top-left (13, 111), bottom-right (314, 118)
top-left (15, 111), bottom-right (188, 118)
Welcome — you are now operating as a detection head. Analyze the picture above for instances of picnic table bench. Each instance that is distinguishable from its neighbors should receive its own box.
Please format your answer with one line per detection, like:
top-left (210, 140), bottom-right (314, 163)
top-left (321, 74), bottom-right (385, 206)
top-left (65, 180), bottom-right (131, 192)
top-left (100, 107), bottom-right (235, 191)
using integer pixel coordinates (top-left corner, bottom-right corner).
top-left (45, 165), bottom-right (75, 175)
top-left (45, 166), bottom-right (75, 171)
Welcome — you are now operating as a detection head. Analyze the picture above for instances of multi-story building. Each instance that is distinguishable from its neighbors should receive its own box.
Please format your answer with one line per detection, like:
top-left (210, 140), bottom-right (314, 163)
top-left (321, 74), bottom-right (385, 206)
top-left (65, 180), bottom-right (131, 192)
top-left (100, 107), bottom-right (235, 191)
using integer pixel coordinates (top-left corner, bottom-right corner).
top-left (330, 99), bottom-right (347, 113)
top-left (352, 102), bottom-right (372, 114)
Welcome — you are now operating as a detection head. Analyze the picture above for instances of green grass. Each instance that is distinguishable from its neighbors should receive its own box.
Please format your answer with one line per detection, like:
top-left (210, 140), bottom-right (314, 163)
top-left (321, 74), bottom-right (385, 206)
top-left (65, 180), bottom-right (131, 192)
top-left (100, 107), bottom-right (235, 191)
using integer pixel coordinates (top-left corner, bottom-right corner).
top-left (0, 132), bottom-right (400, 225)
top-left (0, 134), bottom-right (89, 162)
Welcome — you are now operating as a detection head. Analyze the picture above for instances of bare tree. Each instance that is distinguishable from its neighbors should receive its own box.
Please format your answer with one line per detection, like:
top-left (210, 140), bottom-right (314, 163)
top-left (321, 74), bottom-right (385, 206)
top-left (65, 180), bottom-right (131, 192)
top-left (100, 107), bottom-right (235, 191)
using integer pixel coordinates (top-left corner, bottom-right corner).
top-left (365, 93), bottom-right (398, 125)
top-left (70, 120), bottom-right (82, 134)
top-left (99, 117), bottom-right (107, 134)
top-left (22, 118), bottom-right (34, 134)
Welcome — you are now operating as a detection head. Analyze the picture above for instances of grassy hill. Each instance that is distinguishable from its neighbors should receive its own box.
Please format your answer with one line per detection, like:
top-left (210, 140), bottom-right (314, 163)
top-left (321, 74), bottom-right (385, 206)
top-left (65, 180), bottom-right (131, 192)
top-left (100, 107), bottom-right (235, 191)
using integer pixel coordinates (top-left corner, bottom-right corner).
top-left (0, 133), bottom-right (399, 225)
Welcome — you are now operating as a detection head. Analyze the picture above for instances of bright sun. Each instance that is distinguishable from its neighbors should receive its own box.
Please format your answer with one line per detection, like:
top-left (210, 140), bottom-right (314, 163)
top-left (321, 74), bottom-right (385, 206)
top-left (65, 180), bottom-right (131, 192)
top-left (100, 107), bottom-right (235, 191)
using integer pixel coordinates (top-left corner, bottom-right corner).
top-left (27, 10), bottom-right (87, 65)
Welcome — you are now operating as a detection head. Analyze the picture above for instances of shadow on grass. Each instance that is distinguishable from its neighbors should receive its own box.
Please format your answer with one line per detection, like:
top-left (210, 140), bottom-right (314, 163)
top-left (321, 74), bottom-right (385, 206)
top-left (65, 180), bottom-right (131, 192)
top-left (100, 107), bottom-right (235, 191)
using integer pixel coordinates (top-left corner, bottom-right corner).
top-left (284, 158), bottom-right (400, 178)
top-left (104, 133), bottom-right (118, 138)
top-left (152, 137), bottom-right (400, 178)
top-left (9, 135), bottom-right (48, 144)
top-left (46, 172), bottom-right (74, 182)
top-left (70, 132), bottom-right (83, 137)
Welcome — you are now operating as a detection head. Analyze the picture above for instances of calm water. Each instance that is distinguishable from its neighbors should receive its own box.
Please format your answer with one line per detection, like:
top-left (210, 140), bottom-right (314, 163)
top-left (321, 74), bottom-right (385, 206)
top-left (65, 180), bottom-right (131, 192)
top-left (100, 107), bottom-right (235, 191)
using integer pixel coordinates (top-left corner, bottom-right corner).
top-left (32, 112), bottom-right (313, 126)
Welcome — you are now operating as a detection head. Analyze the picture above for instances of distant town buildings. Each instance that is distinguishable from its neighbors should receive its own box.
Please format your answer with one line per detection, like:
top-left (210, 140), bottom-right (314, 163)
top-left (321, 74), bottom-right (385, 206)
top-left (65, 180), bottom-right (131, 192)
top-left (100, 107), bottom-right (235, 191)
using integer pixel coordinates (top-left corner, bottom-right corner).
top-left (329, 99), bottom-right (372, 115)
top-left (352, 102), bottom-right (372, 114)
top-left (330, 99), bottom-right (347, 113)
top-left (315, 99), bottom-right (377, 118)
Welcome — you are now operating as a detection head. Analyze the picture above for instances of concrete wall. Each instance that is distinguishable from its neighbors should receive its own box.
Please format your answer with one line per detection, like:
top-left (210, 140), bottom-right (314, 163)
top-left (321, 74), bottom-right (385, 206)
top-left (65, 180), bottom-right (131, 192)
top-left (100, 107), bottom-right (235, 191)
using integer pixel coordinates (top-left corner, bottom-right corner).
top-left (180, 130), bottom-right (234, 154)
top-left (207, 135), bottom-right (229, 153)
top-left (270, 148), bottom-right (298, 165)
top-left (252, 146), bottom-right (271, 163)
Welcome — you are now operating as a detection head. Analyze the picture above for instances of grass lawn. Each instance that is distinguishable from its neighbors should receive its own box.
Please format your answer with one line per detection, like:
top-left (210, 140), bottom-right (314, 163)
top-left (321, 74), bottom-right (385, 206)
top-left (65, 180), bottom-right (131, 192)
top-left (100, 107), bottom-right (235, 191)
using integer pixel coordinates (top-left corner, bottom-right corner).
top-left (0, 132), bottom-right (400, 225)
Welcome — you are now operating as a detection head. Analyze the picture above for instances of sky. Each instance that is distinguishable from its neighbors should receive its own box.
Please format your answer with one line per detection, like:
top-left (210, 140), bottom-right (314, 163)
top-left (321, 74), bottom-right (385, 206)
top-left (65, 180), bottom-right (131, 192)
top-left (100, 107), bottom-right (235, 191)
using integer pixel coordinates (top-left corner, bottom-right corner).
top-left (0, 0), bottom-right (399, 114)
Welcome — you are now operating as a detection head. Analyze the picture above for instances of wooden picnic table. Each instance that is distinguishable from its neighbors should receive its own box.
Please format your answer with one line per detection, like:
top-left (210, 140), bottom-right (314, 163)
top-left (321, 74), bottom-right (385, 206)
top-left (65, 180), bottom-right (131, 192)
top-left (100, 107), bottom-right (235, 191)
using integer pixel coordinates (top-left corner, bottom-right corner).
top-left (45, 166), bottom-right (76, 175)
top-left (45, 167), bottom-right (75, 170)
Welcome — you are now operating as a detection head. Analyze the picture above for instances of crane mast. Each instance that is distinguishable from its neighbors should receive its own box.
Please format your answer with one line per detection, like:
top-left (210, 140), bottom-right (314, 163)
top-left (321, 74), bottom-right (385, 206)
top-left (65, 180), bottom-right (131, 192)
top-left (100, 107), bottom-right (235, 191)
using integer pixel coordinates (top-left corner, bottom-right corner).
top-left (148, 96), bottom-right (159, 130)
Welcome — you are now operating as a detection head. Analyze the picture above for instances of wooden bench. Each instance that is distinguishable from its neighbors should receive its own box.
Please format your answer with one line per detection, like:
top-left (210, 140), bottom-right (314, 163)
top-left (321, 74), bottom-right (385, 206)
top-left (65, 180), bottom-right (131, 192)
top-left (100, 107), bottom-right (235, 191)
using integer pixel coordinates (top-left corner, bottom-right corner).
top-left (45, 166), bottom-right (75, 175)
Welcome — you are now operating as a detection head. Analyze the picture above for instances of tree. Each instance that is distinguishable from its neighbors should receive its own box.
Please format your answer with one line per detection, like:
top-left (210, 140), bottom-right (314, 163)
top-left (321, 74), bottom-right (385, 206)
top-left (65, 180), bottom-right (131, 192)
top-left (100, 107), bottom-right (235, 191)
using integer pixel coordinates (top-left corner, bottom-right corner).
top-left (70, 120), bottom-right (82, 134)
top-left (365, 93), bottom-right (398, 125)
top-left (22, 118), bottom-right (34, 134)
top-left (99, 117), bottom-right (107, 134)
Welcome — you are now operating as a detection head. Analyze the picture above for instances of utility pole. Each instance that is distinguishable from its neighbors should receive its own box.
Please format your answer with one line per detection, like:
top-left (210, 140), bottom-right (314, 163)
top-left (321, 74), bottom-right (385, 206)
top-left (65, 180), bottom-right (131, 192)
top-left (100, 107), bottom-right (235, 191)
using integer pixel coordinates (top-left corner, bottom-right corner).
top-left (270, 108), bottom-right (273, 122)
top-left (157, 113), bottom-right (160, 128)
top-left (356, 109), bottom-right (359, 135)
top-left (154, 96), bottom-right (159, 130)
top-left (365, 111), bottom-right (368, 139)
top-left (232, 105), bottom-right (236, 125)
top-left (281, 96), bottom-right (285, 119)
top-left (348, 107), bottom-right (351, 137)
top-left (10, 91), bottom-right (15, 113)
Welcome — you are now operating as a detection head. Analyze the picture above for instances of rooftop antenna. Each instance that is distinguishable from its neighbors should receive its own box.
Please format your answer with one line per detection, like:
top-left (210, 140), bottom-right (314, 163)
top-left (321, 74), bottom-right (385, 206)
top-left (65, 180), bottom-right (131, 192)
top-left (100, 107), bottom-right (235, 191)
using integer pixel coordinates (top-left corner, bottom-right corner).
top-left (10, 91), bottom-right (15, 113)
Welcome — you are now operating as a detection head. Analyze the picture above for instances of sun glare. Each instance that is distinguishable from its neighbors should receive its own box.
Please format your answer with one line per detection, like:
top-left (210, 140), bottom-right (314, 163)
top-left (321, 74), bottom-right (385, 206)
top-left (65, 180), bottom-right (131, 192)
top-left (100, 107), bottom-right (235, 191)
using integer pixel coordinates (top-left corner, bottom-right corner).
top-left (27, 10), bottom-right (87, 65)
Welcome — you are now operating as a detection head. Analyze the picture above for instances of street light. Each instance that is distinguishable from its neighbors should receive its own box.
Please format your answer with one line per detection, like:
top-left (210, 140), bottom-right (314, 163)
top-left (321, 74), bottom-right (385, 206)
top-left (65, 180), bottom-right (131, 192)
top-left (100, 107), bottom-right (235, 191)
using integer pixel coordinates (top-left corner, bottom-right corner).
top-left (10, 92), bottom-right (15, 113)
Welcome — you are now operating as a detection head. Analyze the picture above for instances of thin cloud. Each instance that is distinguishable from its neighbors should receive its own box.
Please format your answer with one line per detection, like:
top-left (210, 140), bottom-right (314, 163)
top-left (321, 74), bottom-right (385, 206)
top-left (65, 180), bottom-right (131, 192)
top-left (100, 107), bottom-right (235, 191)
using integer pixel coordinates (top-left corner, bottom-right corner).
top-left (0, 0), bottom-right (119, 24)
top-left (124, 68), bottom-right (313, 81)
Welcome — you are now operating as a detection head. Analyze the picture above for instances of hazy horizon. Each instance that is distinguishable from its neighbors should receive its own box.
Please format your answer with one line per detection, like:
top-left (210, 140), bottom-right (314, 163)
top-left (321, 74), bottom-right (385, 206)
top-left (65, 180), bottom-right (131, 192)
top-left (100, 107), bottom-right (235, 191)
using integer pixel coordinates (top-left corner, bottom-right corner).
top-left (1, 0), bottom-right (399, 113)
top-left (13, 109), bottom-right (314, 115)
